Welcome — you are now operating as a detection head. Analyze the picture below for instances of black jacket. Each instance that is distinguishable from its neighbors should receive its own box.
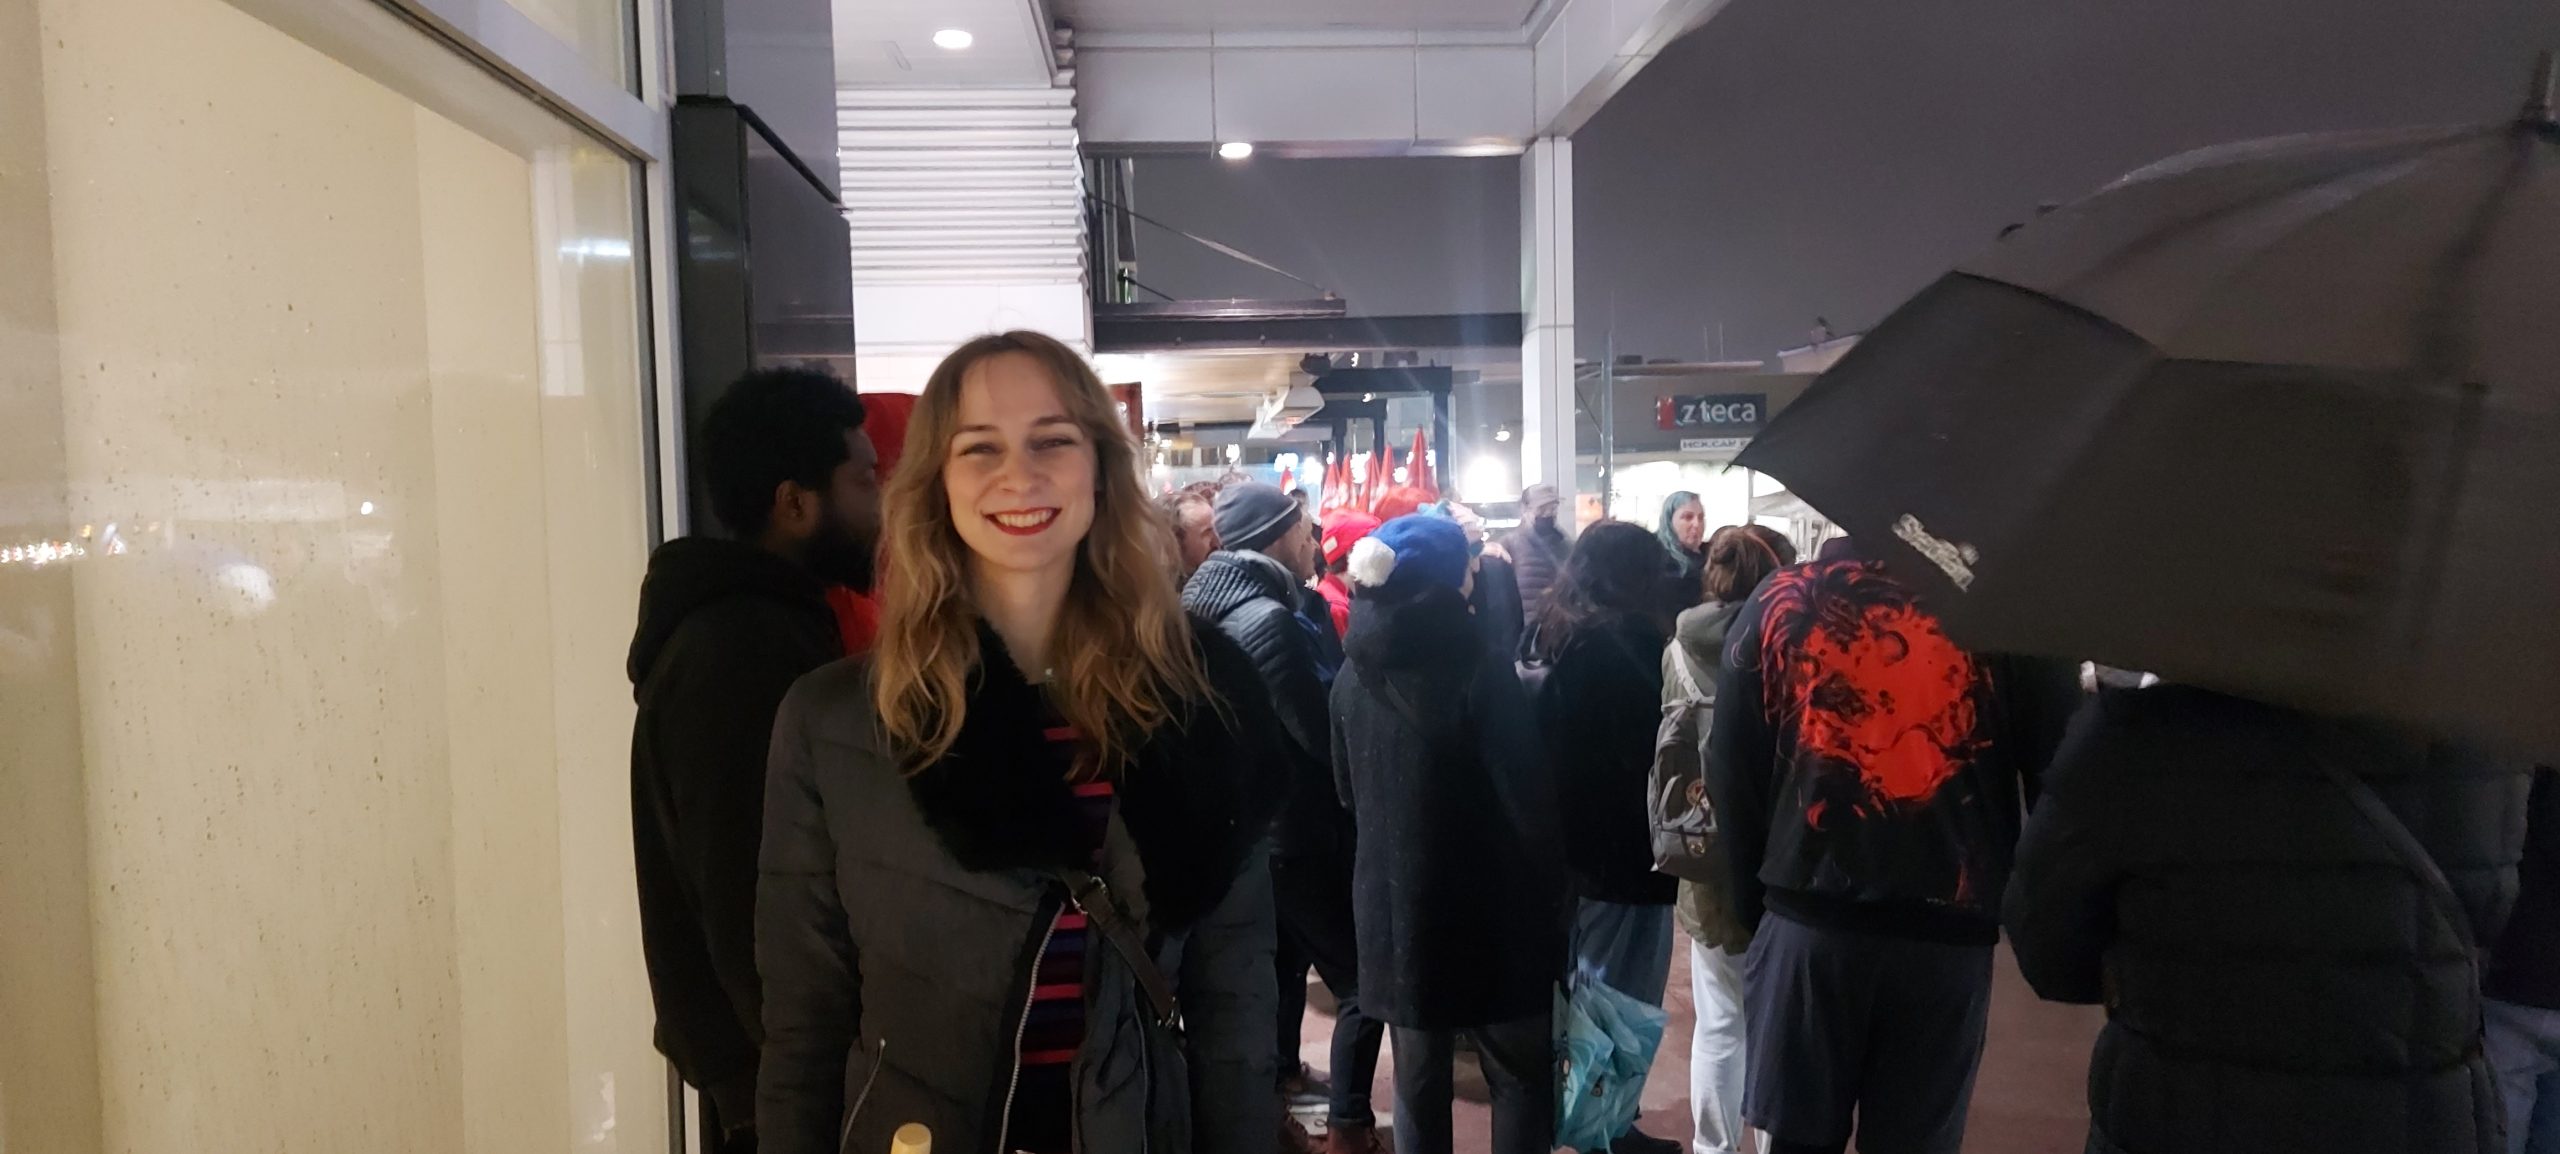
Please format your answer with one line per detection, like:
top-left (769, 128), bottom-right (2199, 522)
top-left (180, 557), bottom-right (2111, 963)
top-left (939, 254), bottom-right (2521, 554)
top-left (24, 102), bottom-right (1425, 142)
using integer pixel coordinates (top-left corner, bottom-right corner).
top-left (2004, 687), bottom-right (2533, 1154)
top-left (1540, 612), bottom-right (1679, 906)
top-left (2486, 766), bottom-right (2560, 1009)
top-left (626, 537), bottom-right (844, 1117)
top-left (1183, 550), bottom-right (1345, 859)
top-left (1331, 586), bottom-right (1569, 1029)
top-left (1707, 552), bottom-right (2077, 944)
top-left (1472, 552), bottom-right (1527, 662)
top-left (1499, 522), bottom-right (1570, 624)
top-left (758, 624), bottom-right (1284, 1154)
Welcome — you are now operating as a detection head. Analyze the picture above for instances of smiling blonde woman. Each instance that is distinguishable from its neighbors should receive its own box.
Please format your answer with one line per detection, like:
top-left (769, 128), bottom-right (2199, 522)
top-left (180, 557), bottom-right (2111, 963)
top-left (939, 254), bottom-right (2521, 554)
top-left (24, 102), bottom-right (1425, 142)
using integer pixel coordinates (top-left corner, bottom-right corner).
top-left (755, 331), bottom-right (1289, 1154)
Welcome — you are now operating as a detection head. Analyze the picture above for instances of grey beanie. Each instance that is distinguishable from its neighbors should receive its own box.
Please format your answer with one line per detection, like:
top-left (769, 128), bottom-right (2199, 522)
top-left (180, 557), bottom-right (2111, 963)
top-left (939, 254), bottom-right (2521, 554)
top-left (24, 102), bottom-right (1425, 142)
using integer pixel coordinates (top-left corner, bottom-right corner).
top-left (1212, 481), bottom-right (1302, 554)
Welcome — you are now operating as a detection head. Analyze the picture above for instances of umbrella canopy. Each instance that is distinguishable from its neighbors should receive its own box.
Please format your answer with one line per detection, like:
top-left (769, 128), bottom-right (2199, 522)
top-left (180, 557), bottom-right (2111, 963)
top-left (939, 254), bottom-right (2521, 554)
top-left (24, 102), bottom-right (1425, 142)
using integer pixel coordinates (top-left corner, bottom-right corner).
top-left (1736, 73), bottom-right (2560, 758)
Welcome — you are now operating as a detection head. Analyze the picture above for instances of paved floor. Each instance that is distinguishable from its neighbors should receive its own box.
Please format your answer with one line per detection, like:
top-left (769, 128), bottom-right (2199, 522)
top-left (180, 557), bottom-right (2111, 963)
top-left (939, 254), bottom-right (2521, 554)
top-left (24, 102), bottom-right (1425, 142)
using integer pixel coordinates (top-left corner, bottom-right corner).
top-left (1293, 940), bottom-right (2103, 1153)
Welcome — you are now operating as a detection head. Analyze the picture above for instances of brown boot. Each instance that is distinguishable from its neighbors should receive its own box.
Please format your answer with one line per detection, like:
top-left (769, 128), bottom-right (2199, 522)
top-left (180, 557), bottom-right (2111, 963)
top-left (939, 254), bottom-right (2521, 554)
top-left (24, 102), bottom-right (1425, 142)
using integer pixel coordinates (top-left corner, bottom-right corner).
top-left (1326, 1120), bottom-right (1389, 1154)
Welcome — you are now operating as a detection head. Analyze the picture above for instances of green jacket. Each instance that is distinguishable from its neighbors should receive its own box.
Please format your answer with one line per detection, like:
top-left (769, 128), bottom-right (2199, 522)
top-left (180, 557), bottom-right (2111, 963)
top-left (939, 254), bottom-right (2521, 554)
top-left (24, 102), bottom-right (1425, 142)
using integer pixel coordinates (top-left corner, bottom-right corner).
top-left (1662, 600), bottom-right (1753, 951)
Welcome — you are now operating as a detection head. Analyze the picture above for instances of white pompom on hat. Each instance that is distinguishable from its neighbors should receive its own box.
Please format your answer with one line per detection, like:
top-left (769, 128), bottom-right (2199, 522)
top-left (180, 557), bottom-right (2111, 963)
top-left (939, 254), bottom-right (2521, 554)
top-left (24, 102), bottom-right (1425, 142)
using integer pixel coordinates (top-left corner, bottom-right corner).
top-left (1347, 535), bottom-right (1399, 589)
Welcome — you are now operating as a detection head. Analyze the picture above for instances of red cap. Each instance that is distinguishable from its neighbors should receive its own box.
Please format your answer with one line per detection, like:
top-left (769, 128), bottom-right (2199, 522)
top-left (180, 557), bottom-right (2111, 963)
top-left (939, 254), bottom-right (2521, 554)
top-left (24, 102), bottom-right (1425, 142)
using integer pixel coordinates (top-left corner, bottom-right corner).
top-left (1320, 510), bottom-right (1383, 566)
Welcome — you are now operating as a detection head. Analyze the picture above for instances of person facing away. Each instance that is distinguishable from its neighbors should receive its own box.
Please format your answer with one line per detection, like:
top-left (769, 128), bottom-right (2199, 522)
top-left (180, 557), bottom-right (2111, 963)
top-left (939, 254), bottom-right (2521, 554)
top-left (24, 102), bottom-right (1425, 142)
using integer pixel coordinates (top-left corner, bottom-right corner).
top-left (1500, 482), bottom-right (1573, 626)
top-left (1528, 519), bottom-right (1684, 1154)
top-left (1330, 514), bottom-right (1567, 1154)
top-left (1447, 501), bottom-right (1526, 663)
top-left (755, 331), bottom-right (1288, 1154)
top-left (1181, 482), bottom-right (1387, 1152)
top-left (1662, 524), bottom-right (1793, 1154)
top-left (626, 367), bottom-right (879, 1154)
top-left (1316, 509), bottom-right (1383, 638)
top-left (2487, 766), bottom-right (2560, 1154)
top-left (1707, 535), bottom-right (2077, 1154)
top-left (2005, 688), bottom-right (2535, 1154)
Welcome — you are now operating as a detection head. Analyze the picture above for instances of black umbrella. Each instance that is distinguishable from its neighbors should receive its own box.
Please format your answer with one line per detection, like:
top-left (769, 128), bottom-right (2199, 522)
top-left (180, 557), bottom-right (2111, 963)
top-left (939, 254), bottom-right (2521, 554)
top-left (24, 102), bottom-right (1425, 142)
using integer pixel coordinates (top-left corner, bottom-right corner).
top-left (1736, 58), bottom-right (2560, 758)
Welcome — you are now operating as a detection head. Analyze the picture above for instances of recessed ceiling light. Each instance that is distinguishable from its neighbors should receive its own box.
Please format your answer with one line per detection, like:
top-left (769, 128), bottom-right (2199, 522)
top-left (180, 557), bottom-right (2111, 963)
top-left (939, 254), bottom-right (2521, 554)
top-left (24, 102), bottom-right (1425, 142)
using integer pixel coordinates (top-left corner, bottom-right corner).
top-left (1217, 141), bottom-right (1254, 160)
top-left (932, 28), bottom-right (973, 50)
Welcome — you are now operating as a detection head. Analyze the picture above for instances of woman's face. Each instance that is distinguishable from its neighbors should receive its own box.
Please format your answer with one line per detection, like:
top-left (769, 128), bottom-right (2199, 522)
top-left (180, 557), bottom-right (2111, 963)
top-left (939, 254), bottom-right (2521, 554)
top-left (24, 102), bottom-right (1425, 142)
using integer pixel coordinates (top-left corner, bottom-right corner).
top-left (1672, 500), bottom-right (1707, 549)
top-left (943, 351), bottom-right (1099, 582)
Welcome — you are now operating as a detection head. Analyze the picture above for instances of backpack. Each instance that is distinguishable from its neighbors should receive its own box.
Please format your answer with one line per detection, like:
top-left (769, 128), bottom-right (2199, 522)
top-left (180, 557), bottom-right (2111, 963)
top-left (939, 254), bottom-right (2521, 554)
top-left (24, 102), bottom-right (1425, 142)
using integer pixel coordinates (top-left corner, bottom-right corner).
top-left (1647, 642), bottom-right (1721, 881)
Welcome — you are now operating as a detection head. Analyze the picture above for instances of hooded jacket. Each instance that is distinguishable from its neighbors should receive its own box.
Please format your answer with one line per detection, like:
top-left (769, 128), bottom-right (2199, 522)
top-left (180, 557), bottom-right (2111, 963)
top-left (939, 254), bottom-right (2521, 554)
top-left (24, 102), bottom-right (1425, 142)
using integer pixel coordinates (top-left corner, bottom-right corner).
top-left (1663, 599), bottom-right (1751, 951)
top-left (1707, 547), bottom-right (2077, 944)
top-left (1655, 492), bottom-right (1706, 592)
top-left (1182, 549), bottom-right (1345, 859)
top-left (626, 537), bottom-right (845, 1118)
top-left (1330, 585), bottom-right (1569, 1029)
top-left (2004, 688), bottom-right (2532, 1154)
top-left (757, 624), bottom-right (1284, 1154)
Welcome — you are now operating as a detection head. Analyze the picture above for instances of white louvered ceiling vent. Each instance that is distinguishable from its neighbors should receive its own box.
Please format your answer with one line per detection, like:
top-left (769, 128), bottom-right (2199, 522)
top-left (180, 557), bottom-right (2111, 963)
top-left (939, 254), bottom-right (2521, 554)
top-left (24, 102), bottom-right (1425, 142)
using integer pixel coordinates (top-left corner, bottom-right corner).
top-left (839, 88), bottom-right (1086, 287)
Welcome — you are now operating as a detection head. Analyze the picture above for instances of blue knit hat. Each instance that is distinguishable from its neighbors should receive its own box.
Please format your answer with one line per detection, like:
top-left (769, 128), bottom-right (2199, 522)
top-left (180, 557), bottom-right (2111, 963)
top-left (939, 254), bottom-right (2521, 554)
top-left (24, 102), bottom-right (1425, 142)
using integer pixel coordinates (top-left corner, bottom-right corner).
top-left (1347, 514), bottom-right (1469, 594)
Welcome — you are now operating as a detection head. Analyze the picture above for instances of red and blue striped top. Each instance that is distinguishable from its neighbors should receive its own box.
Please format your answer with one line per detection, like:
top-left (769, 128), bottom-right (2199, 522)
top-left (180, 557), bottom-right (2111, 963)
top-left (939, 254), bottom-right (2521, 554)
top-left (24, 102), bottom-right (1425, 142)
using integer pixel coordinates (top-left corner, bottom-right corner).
top-left (1005, 721), bottom-right (1114, 1154)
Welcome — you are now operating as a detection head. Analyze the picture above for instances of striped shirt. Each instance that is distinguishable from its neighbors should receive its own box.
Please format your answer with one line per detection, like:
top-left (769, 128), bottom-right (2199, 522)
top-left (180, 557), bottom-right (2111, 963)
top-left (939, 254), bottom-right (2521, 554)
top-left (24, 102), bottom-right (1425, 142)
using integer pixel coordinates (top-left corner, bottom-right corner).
top-left (1006, 721), bottom-right (1112, 1154)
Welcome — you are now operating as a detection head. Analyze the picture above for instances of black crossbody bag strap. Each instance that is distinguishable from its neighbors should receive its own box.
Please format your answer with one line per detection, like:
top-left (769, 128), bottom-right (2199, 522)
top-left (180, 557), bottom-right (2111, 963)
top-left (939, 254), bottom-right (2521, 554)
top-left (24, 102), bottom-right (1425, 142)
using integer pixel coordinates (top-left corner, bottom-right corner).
top-left (2308, 750), bottom-right (2488, 1063)
top-left (1371, 677), bottom-right (1445, 739)
top-left (1048, 867), bottom-right (1185, 1034)
top-left (2309, 755), bottom-right (2479, 953)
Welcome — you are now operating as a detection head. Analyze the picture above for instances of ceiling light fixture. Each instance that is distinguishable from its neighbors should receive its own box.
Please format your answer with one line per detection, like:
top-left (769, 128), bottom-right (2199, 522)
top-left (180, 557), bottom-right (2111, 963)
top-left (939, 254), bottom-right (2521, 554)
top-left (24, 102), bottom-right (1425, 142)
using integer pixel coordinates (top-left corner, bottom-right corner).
top-left (1217, 141), bottom-right (1254, 160)
top-left (932, 28), bottom-right (973, 50)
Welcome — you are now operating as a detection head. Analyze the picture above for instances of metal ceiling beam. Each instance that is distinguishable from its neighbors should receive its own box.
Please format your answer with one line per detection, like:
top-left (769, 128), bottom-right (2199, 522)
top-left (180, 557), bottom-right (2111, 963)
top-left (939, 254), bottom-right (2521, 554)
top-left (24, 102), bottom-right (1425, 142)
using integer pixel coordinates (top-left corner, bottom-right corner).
top-left (1093, 312), bottom-right (1523, 353)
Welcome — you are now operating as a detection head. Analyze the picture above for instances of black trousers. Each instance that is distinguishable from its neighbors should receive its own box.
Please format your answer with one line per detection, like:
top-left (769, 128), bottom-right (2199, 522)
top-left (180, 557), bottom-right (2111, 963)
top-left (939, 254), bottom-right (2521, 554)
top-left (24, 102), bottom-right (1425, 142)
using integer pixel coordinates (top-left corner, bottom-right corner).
top-left (1391, 1013), bottom-right (1554, 1154)
top-left (699, 1090), bottom-right (757, 1154)
top-left (1273, 849), bottom-right (1386, 1124)
top-left (1741, 911), bottom-right (1994, 1154)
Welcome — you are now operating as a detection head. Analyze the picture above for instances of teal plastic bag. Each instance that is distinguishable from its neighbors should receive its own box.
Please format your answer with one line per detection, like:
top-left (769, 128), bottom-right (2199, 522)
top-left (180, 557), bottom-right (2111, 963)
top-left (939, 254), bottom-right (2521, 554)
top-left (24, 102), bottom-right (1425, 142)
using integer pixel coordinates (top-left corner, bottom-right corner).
top-left (1553, 979), bottom-right (1668, 1150)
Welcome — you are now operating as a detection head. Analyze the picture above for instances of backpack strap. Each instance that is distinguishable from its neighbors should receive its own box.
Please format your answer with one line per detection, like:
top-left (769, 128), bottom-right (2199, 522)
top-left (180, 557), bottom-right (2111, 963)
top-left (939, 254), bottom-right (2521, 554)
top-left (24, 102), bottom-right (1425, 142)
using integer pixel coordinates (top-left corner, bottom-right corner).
top-left (1048, 867), bottom-right (1185, 1032)
top-left (1667, 642), bottom-right (1708, 704)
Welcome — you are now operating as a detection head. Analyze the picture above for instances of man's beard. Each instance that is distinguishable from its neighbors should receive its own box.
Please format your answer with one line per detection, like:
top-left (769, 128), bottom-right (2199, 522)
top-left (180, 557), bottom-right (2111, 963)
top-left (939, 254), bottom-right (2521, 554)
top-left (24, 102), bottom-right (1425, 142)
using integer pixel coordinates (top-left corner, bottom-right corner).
top-left (803, 520), bottom-right (876, 592)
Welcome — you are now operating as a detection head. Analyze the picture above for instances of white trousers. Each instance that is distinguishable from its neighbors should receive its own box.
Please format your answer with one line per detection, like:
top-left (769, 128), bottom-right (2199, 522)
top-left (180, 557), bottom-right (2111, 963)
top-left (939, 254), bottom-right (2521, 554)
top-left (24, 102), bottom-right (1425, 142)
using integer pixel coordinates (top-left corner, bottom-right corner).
top-left (1689, 937), bottom-right (1751, 1154)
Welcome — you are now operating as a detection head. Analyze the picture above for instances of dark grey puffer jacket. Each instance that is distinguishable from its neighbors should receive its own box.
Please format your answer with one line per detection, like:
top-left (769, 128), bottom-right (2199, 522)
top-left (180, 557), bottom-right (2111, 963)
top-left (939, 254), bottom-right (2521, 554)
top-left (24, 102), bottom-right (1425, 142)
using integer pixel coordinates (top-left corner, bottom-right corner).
top-left (2006, 687), bottom-right (2532, 1154)
top-left (756, 626), bottom-right (1284, 1154)
top-left (1184, 549), bottom-right (1342, 859)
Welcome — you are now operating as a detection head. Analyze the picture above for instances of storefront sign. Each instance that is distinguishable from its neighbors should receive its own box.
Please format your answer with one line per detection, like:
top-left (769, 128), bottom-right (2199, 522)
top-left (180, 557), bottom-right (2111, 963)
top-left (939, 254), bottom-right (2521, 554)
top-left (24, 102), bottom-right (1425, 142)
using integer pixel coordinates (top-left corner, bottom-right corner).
top-left (1657, 392), bottom-right (1766, 432)
top-left (1680, 436), bottom-right (1752, 455)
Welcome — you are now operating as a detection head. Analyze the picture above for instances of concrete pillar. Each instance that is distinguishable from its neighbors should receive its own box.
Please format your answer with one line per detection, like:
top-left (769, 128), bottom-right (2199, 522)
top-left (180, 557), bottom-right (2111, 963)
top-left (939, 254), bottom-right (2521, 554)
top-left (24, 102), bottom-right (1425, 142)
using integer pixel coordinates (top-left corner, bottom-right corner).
top-left (1521, 136), bottom-right (1578, 510)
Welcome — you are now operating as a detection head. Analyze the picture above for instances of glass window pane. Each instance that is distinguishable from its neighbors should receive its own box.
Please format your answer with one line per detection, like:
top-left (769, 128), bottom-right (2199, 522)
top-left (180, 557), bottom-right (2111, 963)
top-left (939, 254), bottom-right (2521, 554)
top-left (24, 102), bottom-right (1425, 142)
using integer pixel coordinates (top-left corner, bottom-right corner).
top-left (501, 0), bottom-right (635, 92)
top-left (0, 0), bottom-right (662, 1150)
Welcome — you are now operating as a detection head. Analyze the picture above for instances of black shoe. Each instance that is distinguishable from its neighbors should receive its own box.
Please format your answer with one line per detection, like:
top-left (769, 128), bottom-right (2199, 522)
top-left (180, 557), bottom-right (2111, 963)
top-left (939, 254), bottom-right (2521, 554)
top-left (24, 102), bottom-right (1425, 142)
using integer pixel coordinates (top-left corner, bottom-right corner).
top-left (1607, 1127), bottom-right (1682, 1154)
top-left (1279, 1062), bottom-right (1332, 1109)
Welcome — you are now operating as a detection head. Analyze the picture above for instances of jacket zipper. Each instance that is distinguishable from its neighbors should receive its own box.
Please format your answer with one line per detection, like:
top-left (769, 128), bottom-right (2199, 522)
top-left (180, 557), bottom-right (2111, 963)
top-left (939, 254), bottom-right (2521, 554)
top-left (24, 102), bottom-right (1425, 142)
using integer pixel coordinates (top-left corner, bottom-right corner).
top-left (839, 1037), bottom-right (887, 1154)
top-left (994, 906), bottom-right (1063, 1154)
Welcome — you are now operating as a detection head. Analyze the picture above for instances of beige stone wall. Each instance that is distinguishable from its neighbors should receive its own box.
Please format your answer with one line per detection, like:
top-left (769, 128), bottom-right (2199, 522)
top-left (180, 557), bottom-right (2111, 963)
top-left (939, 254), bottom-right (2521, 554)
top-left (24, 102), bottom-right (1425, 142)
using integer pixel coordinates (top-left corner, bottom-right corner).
top-left (0, 0), bottom-right (662, 1149)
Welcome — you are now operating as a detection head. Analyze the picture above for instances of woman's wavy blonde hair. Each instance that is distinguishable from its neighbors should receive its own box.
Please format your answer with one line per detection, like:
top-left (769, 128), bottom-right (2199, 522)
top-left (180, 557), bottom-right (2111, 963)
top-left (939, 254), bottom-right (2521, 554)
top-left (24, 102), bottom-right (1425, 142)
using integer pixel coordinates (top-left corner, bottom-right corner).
top-left (871, 330), bottom-right (1210, 777)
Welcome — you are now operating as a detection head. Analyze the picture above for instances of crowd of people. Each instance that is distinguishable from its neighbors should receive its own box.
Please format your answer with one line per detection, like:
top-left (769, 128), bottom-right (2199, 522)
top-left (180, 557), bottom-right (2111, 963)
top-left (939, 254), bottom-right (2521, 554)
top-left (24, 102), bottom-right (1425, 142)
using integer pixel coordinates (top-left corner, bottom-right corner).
top-left (625, 334), bottom-right (2557, 1154)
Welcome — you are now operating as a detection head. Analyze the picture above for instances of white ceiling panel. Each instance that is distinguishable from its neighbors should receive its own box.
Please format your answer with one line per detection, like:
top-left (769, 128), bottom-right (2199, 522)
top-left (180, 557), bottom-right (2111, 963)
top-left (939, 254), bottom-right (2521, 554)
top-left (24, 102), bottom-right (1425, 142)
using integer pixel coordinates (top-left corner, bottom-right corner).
top-left (1056, 0), bottom-right (1541, 35)
top-left (834, 0), bottom-right (1054, 86)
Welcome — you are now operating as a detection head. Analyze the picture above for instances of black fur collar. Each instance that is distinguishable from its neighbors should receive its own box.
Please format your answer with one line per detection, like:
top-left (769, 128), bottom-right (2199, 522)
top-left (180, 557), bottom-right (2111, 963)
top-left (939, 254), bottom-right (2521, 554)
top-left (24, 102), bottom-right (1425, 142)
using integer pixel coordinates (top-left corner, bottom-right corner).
top-left (903, 625), bottom-right (1259, 931)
